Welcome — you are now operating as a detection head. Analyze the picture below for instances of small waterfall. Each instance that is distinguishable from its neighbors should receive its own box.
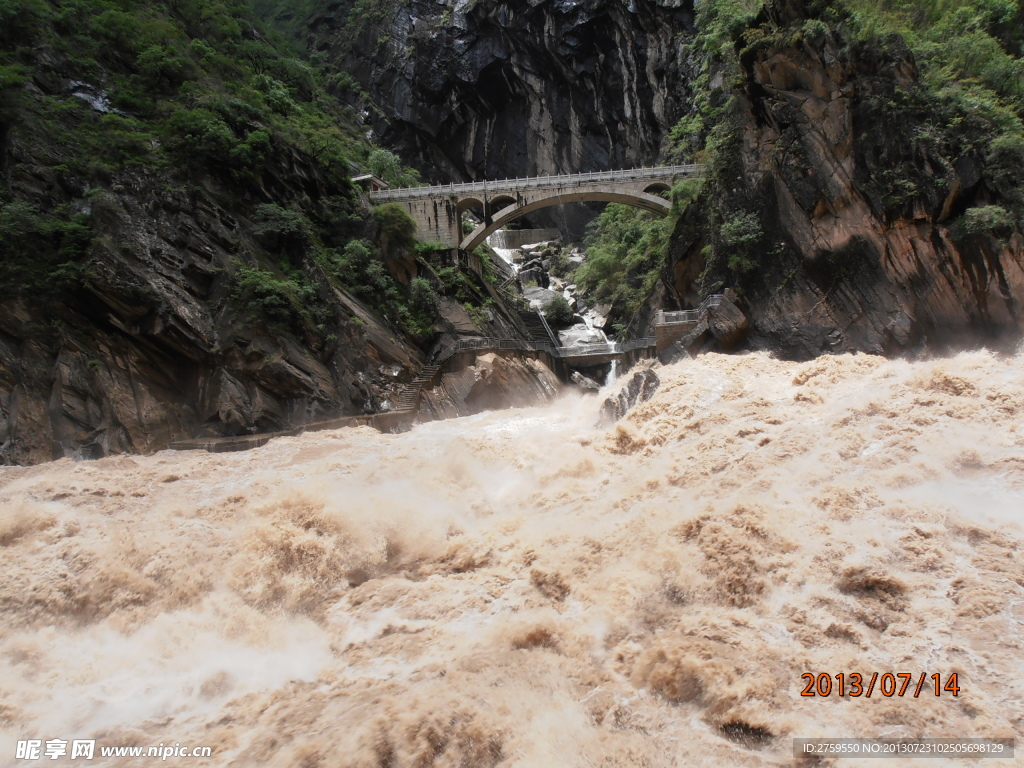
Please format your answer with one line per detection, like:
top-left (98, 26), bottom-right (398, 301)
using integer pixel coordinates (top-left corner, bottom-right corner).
top-left (486, 235), bottom-right (520, 273)
top-left (605, 355), bottom-right (619, 386)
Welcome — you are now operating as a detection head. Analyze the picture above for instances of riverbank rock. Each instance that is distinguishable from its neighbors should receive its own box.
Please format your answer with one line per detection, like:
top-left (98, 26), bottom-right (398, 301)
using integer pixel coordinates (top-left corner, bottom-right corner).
top-left (709, 292), bottom-right (750, 347)
top-left (599, 368), bottom-right (660, 425)
top-left (662, 291), bottom-right (751, 363)
top-left (559, 325), bottom-right (604, 347)
top-left (570, 371), bottom-right (602, 391)
top-left (419, 353), bottom-right (562, 419)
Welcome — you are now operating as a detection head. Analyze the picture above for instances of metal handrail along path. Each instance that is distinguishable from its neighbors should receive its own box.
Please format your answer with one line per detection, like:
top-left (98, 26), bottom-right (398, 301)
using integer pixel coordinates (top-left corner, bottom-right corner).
top-left (656, 294), bottom-right (725, 325)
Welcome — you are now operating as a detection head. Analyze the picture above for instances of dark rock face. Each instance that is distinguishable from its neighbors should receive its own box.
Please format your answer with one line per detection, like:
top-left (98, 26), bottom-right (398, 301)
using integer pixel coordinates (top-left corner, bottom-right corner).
top-left (709, 292), bottom-right (750, 348)
top-left (599, 368), bottom-right (660, 424)
top-left (667, 2), bottom-right (1024, 358)
top-left (318, 0), bottom-right (696, 183)
top-left (0, 159), bottom-right (426, 465)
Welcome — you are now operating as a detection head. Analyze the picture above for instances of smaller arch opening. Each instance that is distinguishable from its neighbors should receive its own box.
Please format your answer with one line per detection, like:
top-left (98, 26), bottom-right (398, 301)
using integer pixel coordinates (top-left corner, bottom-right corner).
top-left (457, 196), bottom-right (485, 218)
top-left (644, 182), bottom-right (671, 198)
top-left (487, 195), bottom-right (518, 218)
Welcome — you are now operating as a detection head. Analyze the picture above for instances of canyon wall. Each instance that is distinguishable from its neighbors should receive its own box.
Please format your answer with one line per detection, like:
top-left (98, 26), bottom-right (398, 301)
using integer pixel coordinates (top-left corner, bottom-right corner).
top-left (316, 0), bottom-right (696, 183)
top-left (0, 149), bottom-right (425, 464)
top-left (665, 0), bottom-right (1024, 357)
top-left (5, 0), bottom-right (1023, 465)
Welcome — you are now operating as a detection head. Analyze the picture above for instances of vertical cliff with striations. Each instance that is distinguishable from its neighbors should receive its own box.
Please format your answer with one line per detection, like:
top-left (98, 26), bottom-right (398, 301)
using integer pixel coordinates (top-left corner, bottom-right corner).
top-left (663, 0), bottom-right (1024, 358)
top-left (312, 0), bottom-right (697, 183)
top-left (0, 0), bottom-right (427, 464)
top-left (308, 0), bottom-right (1024, 358)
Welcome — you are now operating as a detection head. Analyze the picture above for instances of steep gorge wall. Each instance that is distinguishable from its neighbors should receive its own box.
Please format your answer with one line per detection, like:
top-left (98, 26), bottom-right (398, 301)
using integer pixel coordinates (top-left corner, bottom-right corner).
top-left (0, 0), bottom-right (456, 466)
top-left (0, 0), bottom-right (575, 467)
top-left (0, 150), bottom-right (426, 465)
top-left (6, 0), bottom-right (1023, 465)
top-left (315, 0), bottom-right (696, 183)
top-left (323, 0), bottom-right (1024, 358)
top-left (665, 1), bottom-right (1024, 357)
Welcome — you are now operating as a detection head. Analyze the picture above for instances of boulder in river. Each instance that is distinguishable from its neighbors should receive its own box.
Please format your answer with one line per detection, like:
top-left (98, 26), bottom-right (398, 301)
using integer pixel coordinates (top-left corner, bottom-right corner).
top-left (599, 368), bottom-right (660, 425)
top-left (571, 371), bottom-right (602, 390)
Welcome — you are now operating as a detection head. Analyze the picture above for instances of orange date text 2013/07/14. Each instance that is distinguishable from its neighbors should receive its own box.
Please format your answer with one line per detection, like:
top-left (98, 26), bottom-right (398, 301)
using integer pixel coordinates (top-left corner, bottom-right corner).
top-left (800, 672), bottom-right (961, 698)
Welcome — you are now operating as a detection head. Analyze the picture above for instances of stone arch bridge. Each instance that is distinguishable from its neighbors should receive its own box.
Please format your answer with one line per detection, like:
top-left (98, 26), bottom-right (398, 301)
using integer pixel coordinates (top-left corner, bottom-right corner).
top-left (368, 165), bottom-right (703, 252)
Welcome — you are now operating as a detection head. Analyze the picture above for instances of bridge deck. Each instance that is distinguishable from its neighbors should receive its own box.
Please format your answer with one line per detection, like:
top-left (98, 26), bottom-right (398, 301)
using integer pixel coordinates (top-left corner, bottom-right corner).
top-left (369, 164), bottom-right (702, 202)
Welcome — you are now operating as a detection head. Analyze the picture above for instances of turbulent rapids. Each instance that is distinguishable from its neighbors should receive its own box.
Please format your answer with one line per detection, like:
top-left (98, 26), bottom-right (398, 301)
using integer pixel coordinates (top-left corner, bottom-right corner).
top-left (1, 352), bottom-right (1022, 766)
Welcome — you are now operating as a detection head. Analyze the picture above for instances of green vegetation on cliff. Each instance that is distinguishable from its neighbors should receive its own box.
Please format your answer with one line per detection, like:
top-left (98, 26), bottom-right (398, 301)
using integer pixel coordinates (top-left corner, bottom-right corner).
top-left (576, 204), bottom-right (674, 319)
top-left (0, 0), bottom-right (448, 346)
top-left (566, 0), bottom-right (1023, 330)
top-left (662, 0), bottom-right (1024, 298)
top-left (0, 0), bottom-right (369, 185)
top-left (574, 178), bottom-right (703, 325)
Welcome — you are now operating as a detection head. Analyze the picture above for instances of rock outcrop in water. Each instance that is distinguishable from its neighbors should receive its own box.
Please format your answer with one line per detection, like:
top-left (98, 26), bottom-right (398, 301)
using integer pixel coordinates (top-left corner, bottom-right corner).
top-left (419, 352), bottom-right (562, 420)
top-left (599, 367), bottom-right (660, 424)
top-left (662, 290), bottom-right (751, 361)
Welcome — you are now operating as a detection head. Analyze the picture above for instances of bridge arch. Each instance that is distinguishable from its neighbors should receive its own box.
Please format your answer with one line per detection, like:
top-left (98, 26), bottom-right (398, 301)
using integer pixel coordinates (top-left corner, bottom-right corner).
top-left (643, 181), bottom-right (671, 195)
top-left (459, 190), bottom-right (670, 252)
top-left (486, 194), bottom-right (518, 218)
top-left (456, 196), bottom-right (484, 218)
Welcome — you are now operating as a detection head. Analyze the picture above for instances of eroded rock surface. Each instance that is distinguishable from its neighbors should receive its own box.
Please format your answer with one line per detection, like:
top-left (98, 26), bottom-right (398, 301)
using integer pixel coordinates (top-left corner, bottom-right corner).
top-left (0, 163), bottom-right (425, 465)
top-left (419, 352), bottom-right (562, 419)
top-left (599, 368), bottom-right (660, 425)
top-left (319, 0), bottom-right (696, 182)
top-left (667, 1), bottom-right (1024, 357)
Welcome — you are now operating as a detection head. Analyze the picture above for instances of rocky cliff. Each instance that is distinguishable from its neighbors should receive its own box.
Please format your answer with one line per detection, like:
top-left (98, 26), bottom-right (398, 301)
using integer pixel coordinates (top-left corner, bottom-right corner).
top-left (664, 0), bottom-right (1024, 358)
top-left (0, 0), bottom-right (548, 466)
top-left (316, 0), bottom-right (1024, 359)
top-left (5, 0), bottom-right (1024, 466)
top-left (0, 155), bottom-right (426, 464)
top-left (315, 0), bottom-right (695, 183)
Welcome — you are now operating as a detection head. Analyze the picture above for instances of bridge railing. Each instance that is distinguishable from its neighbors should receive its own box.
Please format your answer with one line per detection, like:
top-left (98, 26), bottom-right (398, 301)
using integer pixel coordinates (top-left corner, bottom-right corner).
top-left (369, 164), bottom-right (704, 201)
top-left (558, 337), bottom-right (657, 358)
top-left (657, 294), bottom-right (724, 325)
top-left (434, 337), bottom-right (557, 363)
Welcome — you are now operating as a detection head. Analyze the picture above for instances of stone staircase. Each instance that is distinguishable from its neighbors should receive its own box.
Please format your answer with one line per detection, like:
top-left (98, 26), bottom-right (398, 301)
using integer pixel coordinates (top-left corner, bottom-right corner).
top-left (395, 364), bottom-right (440, 411)
top-left (517, 309), bottom-right (553, 343)
top-left (534, 309), bottom-right (562, 346)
